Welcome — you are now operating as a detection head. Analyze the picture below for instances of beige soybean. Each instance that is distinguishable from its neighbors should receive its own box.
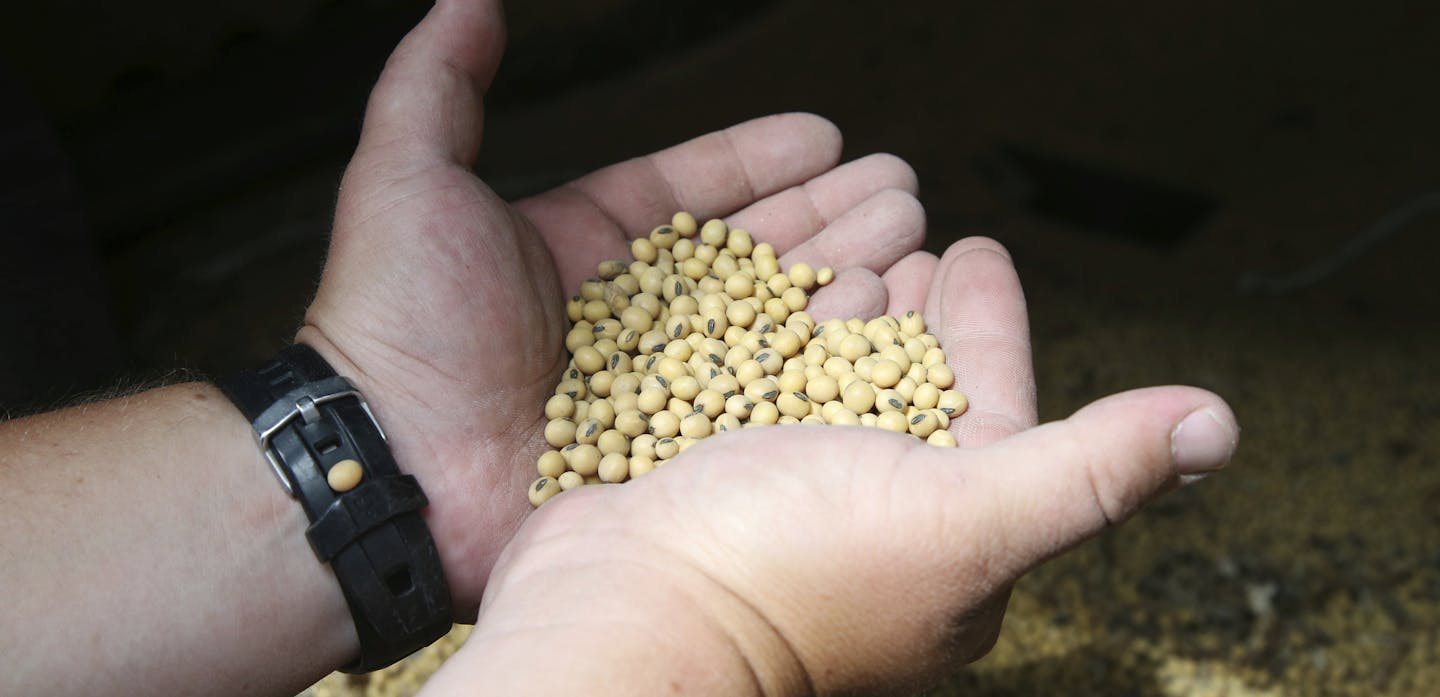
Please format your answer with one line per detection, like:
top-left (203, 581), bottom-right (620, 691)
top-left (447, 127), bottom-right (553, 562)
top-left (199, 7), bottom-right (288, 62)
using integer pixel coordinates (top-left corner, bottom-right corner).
top-left (908, 411), bottom-right (940, 438)
top-left (587, 399), bottom-right (616, 429)
top-left (745, 377), bottom-right (780, 403)
top-left (894, 377), bottom-right (918, 403)
top-left (537, 451), bottom-right (567, 478)
top-left (842, 381), bottom-right (876, 413)
top-left (691, 389), bottom-right (725, 418)
top-left (877, 389), bottom-right (909, 414)
top-left (557, 471), bottom-right (585, 491)
top-left (327, 459), bottom-right (365, 493)
top-left (726, 299), bottom-right (757, 327)
top-left (631, 434), bottom-right (658, 459)
top-left (700, 218), bottom-right (728, 246)
top-left (567, 444), bottom-right (602, 476)
top-left (903, 338), bottom-right (928, 364)
top-left (879, 346), bottom-right (911, 373)
top-left (629, 456), bottom-right (656, 478)
top-left (927, 429), bottom-right (958, 448)
top-left (671, 211), bottom-right (699, 236)
top-left (937, 389), bottom-right (968, 416)
top-left (788, 263), bottom-right (817, 290)
top-left (727, 228), bottom-right (754, 256)
top-left (876, 411), bottom-right (910, 433)
top-left (777, 391), bottom-right (811, 419)
top-left (666, 397), bottom-right (691, 418)
top-left (870, 360), bottom-right (903, 389)
top-left (927, 364), bottom-right (956, 389)
top-left (680, 413), bottom-right (713, 439)
top-left (528, 476), bottom-right (562, 506)
top-left (598, 453), bottom-right (630, 483)
top-left (780, 287), bottom-right (808, 313)
top-left (900, 310), bottom-right (926, 337)
top-left (615, 409), bottom-right (650, 438)
top-left (655, 437), bottom-right (681, 460)
top-left (912, 382), bottom-right (941, 410)
top-left (610, 373), bottom-right (641, 396)
top-left (777, 370), bottom-right (808, 395)
top-left (672, 238), bottom-right (696, 261)
top-left (771, 328), bottom-right (804, 358)
top-left (545, 418), bottom-right (578, 447)
top-left (839, 334), bottom-right (872, 362)
top-left (649, 411), bottom-right (681, 438)
top-left (714, 413), bottom-right (742, 433)
top-left (554, 378), bottom-right (586, 400)
top-left (670, 375), bottom-right (702, 401)
top-left (725, 394), bottom-right (754, 419)
top-left (597, 429), bottom-right (630, 456)
top-left (545, 394), bottom-right (576, 420)
top-left (749, 401), bottom-right (781, 425)
top-left (805, 375), bottom-right (840, 403)
top-left (588, 370), bottom-right (615, 398)
top-left (575, 418), bottom-right (603, 445)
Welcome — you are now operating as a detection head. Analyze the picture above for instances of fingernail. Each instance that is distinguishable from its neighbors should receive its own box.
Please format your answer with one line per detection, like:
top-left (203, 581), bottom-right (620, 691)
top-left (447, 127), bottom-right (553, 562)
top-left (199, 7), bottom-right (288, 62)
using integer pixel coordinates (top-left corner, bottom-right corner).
top-left (1171, 407), bottom-right (1237, 477)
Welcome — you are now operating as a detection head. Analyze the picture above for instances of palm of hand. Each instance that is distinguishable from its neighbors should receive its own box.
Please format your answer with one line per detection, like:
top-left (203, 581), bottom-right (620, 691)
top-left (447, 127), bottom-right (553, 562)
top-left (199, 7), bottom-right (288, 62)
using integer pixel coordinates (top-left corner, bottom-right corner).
top-left (300, 161), bottom-right (568, 612)
top-left (481, 233), bottom-right (1041, 692)
top-left (551, 425), bottom-right (1013, 666)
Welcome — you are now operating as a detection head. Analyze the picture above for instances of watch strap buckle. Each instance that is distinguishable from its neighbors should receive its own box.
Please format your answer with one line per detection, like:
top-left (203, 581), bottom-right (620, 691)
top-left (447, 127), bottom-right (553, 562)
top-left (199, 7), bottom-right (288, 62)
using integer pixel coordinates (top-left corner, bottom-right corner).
top-left (250, 375), bottom-right (388, 497)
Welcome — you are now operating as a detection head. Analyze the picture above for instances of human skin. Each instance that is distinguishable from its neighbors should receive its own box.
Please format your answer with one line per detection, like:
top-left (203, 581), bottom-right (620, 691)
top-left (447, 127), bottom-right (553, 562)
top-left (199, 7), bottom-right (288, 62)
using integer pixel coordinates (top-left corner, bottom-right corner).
top-left (0, 1), bottom-right (1238, 695)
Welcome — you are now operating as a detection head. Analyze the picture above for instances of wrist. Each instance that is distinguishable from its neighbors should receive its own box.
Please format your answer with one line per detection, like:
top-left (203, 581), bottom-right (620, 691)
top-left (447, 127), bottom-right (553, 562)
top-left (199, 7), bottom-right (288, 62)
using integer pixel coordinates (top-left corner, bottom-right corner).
top-left (209, 381), bottom-right (363, 665)
top-left (219, 344), bottom-right (452, 671)
top-left (293, 322), bottom-right (523, 617)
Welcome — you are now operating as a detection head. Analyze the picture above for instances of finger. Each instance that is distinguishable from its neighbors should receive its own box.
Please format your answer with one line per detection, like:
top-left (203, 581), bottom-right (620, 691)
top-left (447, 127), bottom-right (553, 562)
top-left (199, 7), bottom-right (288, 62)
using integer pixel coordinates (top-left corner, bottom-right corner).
top-left (353, 0), bottom-right (506, 169)
top-left (881, 251), bottom-right (939, 317)
top-left (925, 238), bottom-right (1037, 447)
top-left (805, 268), bottom-right (888, 323)
top-left (777, 189), bottom-right (926, 275)
top-left (520, 113), bottom-right (842, 246)
top-left (941, 386), bottom-right (1239, 584)
top-left (726, 153), bottom-right (919, 253)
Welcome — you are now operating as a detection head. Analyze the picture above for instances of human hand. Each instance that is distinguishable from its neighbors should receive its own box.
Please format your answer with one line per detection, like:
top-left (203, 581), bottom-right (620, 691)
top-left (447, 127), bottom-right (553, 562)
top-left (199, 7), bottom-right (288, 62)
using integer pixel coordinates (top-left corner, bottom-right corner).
top-left (420, 235), bottom-right (1239, 694)
top-left (294, 0), bottom-right (929, 616)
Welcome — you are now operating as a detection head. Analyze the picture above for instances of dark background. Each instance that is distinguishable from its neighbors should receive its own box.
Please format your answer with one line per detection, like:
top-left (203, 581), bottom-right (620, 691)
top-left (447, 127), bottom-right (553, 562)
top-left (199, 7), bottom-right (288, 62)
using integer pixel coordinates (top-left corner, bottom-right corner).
top-left (3, 1), bottom-right (1437, 694)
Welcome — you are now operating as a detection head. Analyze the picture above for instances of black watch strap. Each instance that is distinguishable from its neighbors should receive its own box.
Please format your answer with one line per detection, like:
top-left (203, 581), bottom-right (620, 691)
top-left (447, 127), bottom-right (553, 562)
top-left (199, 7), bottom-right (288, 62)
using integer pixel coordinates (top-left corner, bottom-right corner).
top-left (220, 344), bottom-right (453, 673)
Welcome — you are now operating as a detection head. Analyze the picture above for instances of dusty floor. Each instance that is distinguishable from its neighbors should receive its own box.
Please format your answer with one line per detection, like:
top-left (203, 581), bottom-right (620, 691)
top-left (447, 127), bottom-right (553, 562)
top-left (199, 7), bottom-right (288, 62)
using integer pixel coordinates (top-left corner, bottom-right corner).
top-left (4, 1), bottom-right (1437, 695)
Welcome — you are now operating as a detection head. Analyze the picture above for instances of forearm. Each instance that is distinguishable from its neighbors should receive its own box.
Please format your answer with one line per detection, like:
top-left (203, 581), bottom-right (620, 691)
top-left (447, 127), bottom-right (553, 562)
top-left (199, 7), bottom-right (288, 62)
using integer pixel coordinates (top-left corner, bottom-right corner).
top-left (0, 383), bottom-right (356, 696)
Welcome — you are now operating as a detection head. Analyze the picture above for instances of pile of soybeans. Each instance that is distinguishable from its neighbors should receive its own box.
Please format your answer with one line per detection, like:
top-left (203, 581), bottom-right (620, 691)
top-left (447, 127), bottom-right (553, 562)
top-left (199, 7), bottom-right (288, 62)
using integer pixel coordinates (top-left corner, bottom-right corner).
top-left (528, 212), bottom-right (967, 507)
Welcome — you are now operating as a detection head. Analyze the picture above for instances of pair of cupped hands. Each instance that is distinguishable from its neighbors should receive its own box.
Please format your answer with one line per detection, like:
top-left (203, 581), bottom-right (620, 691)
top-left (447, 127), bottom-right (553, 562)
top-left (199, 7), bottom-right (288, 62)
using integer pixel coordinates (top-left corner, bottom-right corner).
top-left (296, 1), bottom-right (1238, 693)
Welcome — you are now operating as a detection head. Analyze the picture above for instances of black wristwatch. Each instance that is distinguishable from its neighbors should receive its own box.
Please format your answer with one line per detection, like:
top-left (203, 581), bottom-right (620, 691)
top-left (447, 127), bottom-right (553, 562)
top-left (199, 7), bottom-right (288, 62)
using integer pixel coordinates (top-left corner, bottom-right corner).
top-left (220, 344), bottom-right (452, 673)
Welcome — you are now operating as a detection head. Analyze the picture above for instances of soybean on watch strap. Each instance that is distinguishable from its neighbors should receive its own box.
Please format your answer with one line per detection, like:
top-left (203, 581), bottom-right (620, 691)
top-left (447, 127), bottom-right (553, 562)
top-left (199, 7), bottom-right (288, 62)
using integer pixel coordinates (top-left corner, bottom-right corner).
top-left (220, 344), bottom-right (452, 673)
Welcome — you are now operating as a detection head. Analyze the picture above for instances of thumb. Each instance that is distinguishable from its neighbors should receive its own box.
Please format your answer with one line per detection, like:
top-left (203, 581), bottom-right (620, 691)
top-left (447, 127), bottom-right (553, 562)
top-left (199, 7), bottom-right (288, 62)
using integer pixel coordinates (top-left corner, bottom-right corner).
top-left (354, 0), bottom-right (506, 169)
top-left (959, 386), bottom-right (1239, 583)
